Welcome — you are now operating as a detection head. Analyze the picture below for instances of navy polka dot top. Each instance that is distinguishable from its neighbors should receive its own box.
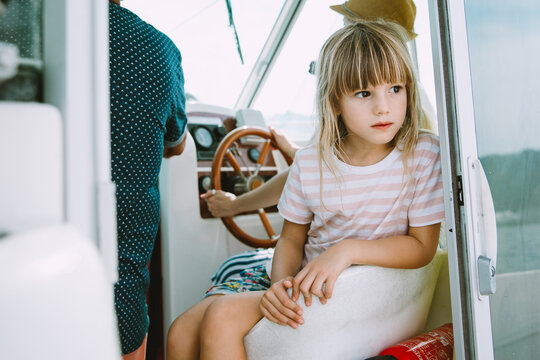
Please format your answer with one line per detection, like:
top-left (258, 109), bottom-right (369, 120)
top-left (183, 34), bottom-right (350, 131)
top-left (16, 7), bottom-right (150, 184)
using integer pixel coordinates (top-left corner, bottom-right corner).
top-left (109, 2), bottom-right (187, 354)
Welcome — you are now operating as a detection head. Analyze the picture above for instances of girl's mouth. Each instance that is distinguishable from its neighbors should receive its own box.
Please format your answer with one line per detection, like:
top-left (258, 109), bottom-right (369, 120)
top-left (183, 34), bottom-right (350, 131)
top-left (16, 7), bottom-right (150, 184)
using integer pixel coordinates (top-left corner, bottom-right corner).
top-left (372, 122), bottom-right (392, 130)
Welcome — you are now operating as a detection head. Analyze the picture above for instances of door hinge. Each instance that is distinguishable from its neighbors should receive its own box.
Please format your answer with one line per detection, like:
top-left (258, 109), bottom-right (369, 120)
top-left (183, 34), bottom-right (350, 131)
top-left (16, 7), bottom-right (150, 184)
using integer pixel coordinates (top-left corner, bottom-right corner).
top-left (457, 175), bottom-right (464, 206)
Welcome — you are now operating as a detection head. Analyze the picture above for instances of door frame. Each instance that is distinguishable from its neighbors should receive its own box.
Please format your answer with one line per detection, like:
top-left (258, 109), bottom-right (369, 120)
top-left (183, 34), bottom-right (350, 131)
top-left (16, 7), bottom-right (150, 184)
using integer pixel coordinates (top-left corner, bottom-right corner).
top-left (428, 0), bottom-right (495, 358)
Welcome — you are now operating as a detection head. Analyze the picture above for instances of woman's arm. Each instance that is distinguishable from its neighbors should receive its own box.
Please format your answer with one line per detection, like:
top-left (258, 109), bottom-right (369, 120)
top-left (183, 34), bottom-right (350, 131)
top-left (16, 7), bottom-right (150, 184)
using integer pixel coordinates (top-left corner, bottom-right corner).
top-left (201, 128), bottom-right (299, 217)
top-left (201, 170), bottom-right (290, 217)
top-left (292, 223), bottom-right (441, 305)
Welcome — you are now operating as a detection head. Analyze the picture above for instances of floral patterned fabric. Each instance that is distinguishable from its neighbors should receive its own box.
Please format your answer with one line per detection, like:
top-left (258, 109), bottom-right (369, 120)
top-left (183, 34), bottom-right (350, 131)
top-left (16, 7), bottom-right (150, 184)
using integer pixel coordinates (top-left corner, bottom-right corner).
top-left (205, 265), bottom-right (271, 297)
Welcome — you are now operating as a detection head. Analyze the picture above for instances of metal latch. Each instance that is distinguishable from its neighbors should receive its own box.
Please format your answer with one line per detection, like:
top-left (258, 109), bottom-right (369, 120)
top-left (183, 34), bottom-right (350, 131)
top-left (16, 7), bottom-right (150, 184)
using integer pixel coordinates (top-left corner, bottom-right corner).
top-left (478, 255), bottom-right (496, 295)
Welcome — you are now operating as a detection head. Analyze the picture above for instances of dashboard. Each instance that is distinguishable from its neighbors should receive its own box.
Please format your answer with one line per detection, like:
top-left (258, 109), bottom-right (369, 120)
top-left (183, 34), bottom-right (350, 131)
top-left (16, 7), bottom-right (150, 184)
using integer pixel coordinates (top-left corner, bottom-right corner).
top-left (187, 110), bottom-right (281, 219)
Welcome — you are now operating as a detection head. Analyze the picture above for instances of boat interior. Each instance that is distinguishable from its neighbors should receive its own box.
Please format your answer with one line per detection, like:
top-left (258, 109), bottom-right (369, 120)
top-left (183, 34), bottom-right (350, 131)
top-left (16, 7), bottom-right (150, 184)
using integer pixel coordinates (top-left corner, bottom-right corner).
top-left (1, 0), bottom-right (539, 359)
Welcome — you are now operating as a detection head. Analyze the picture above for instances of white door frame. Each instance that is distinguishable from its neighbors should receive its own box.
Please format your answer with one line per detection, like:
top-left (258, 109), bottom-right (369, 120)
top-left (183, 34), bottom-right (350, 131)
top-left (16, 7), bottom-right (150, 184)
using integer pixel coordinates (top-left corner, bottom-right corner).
top-left (428, 0), bottom-right (496, 359)
top-left (43, 0), bottom-right (117, 281)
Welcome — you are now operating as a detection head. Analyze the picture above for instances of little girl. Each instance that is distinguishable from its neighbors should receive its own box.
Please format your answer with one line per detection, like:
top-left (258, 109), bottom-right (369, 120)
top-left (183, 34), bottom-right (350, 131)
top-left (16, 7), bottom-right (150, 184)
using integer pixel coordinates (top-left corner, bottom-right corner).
top-left (167, 19), bottom-right (444, 360)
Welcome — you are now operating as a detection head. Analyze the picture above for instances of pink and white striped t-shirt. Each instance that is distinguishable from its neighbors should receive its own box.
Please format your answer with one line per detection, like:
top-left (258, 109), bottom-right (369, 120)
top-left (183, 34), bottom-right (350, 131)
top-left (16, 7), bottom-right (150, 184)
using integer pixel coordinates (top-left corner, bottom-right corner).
top-left (278, 132), bottom-right (444, 265)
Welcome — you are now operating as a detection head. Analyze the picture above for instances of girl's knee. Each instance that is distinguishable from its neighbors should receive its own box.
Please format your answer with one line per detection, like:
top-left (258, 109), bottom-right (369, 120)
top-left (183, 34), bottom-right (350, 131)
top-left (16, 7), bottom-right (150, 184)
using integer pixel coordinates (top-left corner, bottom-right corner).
top-left (166, 316), bottom-right (188, 355)
top-left (168, 296), bottom-right (218, 338)
top-left (200, 297), bottom-right (234, 334)
top-left (166, 315), bottom-right (185, 346)
top-left (166, 300), bottom-right (212, 357)
top-left (200, 293), bottom-right (263, 339)
top-left (167, 311), bottom-right (204, 360)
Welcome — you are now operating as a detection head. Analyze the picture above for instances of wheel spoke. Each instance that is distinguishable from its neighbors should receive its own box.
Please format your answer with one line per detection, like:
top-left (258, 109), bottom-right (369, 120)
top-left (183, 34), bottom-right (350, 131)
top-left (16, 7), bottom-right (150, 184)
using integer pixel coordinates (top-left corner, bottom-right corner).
top-left (231, 144), bottom-right (252, 176)
top-left (225, 150), bottom-right (248, 181)
top-left (256, 140), bottom-right (271, 166)
top-left (258, 208), bottom-right (275, 238)
top-left (252, 140), bottom-right (271, 177)
top-left (213, 126), bottom-right (282, 248)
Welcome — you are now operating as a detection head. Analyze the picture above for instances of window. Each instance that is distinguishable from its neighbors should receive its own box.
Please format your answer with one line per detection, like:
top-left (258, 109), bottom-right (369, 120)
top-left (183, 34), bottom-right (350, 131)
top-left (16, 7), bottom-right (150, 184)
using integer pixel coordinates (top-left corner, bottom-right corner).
top-left (463, 0), bottom-right (540, 357)
top-left (124, 0), bottom-right (286, 108)
top-left (252, 0), bottom-right (437, 145)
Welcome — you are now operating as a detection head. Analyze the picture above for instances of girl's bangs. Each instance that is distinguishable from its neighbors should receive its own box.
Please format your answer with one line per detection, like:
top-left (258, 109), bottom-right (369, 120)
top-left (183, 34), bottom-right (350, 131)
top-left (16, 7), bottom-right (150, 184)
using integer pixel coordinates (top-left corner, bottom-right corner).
top-left (337, 34), bottom-right (410, 96)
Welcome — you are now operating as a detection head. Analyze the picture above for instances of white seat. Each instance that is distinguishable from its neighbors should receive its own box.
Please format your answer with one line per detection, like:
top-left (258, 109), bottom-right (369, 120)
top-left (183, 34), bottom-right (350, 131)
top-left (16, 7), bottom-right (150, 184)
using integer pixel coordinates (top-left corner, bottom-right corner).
top-left (0, 224), bottom-right (120, 359)
top-left (245, 250), bottom-right (446, 360)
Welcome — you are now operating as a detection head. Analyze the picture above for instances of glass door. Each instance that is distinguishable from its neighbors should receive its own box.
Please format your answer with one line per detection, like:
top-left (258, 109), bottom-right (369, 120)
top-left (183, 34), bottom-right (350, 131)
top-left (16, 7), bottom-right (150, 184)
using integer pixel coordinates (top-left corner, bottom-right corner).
top-left (431, 0), bottom-right (540, 358)
top-left (463, 0), bottom-right (540, 358)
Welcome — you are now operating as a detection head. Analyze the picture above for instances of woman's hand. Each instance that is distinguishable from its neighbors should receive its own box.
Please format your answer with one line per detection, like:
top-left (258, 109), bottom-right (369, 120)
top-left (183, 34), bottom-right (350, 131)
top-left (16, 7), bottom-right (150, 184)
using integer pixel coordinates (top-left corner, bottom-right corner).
top-left (270, 126), bottom-right (299, 159)
top-left (200, 189), bottom-right (238, 217)
top-left (259, 277), bottom-right (304, 329)
top-left (292, 242), bottom-right (351, 307)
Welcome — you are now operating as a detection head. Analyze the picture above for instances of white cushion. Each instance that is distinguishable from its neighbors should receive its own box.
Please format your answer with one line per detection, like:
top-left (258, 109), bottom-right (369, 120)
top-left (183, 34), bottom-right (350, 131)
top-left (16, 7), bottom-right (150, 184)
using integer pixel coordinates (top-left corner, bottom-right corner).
top-left (0, 102), bottom-right (63, 234)
top-left (245, 250), bottom-right (446, 360)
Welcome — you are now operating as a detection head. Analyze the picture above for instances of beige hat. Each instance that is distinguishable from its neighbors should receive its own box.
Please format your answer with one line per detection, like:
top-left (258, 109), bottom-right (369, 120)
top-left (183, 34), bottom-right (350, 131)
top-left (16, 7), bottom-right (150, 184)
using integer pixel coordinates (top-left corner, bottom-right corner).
top-left (330, 0), bottom-right (417, 39)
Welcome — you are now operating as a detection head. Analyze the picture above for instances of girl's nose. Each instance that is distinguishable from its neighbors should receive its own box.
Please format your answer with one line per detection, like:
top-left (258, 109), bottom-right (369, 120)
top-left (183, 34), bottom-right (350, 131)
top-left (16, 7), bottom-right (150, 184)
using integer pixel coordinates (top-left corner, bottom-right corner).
top-left (373, 95), bottom-right (390, 116)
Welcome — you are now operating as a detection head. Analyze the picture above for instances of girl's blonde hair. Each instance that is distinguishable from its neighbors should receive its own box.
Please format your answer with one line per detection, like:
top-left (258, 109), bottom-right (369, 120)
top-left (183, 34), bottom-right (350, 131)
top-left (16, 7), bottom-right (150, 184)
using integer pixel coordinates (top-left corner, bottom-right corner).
top-left (315, 19), bottom-right (422, 179)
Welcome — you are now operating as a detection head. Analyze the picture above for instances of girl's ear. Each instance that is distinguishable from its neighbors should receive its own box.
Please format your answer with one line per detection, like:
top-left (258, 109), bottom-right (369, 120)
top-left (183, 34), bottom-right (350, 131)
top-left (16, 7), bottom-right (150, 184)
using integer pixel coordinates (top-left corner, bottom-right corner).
top-left (335, 104), bottom-right (341, 116)
top-left (332, 97), bottom-right (341, 116)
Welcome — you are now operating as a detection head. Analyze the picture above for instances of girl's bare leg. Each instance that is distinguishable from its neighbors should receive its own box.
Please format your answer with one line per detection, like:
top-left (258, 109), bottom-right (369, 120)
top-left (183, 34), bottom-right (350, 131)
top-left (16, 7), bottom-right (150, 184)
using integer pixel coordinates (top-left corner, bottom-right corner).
top-left (200, 291), bottom-right (265, 360)
top-left (166, 295), bottom-right (222, 360)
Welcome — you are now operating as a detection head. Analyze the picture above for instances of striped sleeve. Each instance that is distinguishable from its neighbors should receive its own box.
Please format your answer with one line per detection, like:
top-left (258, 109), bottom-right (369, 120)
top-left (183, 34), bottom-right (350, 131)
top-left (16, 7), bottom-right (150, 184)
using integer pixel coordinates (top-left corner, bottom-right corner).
top-left (409, 135), bottom-right (445, 227)
top-left (277, 150), bottom-right (313, 224)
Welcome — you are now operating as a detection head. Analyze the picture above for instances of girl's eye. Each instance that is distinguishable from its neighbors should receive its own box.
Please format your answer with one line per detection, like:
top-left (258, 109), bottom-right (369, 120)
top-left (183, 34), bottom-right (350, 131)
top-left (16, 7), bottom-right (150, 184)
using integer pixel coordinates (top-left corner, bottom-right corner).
top-left (390, 85), bottom-right (403, 93)
top-left (355, 91), bottom-right (370, 98)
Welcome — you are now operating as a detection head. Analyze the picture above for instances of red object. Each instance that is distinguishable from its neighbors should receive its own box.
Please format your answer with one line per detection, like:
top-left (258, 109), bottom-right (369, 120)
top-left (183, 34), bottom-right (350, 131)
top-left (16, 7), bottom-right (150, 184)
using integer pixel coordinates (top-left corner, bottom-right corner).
top-left (379, 323), bottom-right (454, 360)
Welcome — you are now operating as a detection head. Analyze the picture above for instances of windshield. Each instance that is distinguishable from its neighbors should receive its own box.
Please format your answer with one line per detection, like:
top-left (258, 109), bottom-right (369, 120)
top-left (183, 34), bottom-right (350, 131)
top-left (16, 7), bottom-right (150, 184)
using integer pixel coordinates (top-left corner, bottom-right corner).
top-left (124, 0), bottom-right (286, 107)
top-left (251, 0), bottom-right (343, 144)
top-left (123, 0), bottom-right (436, 145)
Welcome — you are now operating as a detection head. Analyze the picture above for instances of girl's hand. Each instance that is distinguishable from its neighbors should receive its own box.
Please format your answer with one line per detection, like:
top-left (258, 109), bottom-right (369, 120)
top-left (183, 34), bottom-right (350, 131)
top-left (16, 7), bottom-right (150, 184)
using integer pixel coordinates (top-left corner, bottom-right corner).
top-left (259, 277), bottom-right (304, 329)
top-left (292, 243), bottom-right (350, 307)
top-left (200, 189), bottom-right (238, 217)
